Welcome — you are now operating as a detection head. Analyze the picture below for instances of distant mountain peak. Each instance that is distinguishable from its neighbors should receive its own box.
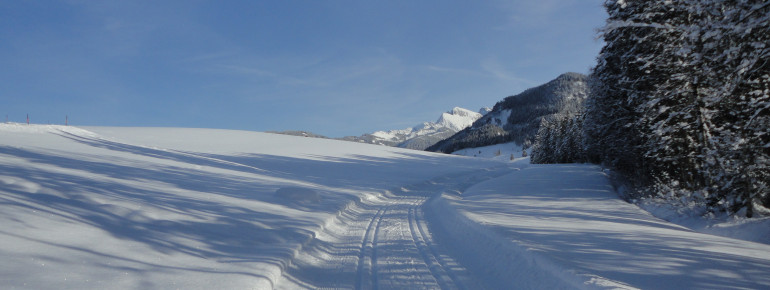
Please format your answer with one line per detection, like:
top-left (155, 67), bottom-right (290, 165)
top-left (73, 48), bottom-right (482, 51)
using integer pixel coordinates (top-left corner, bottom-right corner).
top-left (436, 107), bottom-right (483, 132)
top-left (342, 107), bottom-right (485, 150)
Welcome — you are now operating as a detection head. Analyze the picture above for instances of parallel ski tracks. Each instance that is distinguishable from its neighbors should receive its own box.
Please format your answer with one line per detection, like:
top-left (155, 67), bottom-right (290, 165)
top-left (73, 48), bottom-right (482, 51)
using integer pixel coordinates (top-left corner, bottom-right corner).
top-left (351, 196), bottom-right (467, 290)
top-left (355, 207), bottom-right (386, 289)
top-left (408, 205), bottom-right (466, 290)
top-left (280, 166), bottom-right (516, 289)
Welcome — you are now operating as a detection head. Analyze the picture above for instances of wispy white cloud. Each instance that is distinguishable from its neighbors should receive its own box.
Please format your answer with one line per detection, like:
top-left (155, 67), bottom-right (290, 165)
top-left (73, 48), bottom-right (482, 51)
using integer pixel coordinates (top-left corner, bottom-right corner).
top-left (492, 0), bottom-right (580, 30)
top-left (185, 48), bottom-right (406, 90)
top-left (3, 0), bottom-right (604, 136)
top-left (480, 58), bottom-right (538, 85)
top-left (423, 65), bottom-right (486, 77)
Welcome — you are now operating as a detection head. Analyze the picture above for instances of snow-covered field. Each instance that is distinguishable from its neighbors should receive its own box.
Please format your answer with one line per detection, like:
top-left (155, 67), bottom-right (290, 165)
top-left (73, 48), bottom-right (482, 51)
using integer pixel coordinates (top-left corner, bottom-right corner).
top-left (2, 124), bottom-right (769, 289)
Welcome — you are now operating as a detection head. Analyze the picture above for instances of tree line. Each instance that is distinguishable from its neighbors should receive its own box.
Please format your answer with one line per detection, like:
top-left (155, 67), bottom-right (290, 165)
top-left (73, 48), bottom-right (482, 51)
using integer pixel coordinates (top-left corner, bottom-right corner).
top-left (531, 0), bottom-right (769, 217)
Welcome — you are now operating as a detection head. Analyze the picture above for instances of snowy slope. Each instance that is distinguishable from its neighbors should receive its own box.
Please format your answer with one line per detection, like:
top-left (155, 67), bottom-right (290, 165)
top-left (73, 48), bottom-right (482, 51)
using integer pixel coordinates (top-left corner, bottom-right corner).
top-left (2, 123), bottom-right (769, 289)
top-left (0, 124), bottom-right (500, 289)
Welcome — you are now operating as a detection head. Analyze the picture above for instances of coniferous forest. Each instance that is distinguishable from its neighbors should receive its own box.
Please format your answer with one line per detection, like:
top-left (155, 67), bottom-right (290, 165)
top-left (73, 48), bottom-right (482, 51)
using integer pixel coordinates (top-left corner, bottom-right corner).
top-left (533, 0), bottom-right (769, 217)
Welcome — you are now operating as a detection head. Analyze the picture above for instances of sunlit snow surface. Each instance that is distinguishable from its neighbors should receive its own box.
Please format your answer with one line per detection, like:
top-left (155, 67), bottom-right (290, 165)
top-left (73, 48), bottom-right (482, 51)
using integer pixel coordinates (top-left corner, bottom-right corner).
top-left (1, 124), bottom-right (769, 289)
top-left (0, 124), bottom-right (498, 289)
top-left (430, 161), bottom-right (770, 289)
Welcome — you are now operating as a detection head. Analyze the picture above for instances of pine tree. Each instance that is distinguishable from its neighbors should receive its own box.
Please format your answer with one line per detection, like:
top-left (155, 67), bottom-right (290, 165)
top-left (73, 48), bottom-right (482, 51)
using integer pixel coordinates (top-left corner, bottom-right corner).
top-left (587, 0), bottom-right (770, 216)
top-left (585, 1), bottom-right (654, 178)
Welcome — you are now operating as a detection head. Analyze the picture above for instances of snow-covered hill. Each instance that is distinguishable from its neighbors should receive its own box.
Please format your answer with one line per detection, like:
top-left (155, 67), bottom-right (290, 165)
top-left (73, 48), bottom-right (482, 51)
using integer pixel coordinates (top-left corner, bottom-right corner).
top-left (342, 107), bottom-right (485, 150)
top-left (2, 123), bottom-right (769, 289)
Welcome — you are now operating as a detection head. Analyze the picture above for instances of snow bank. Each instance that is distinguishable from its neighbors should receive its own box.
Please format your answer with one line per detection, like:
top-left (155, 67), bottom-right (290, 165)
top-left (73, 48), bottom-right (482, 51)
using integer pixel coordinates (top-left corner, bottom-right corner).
top-left (637, 198), bottom-right (770, 245)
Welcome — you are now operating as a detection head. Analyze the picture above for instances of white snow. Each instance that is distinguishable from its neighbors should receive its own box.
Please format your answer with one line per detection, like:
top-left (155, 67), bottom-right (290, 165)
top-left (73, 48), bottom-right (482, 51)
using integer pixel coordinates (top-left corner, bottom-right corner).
top-left (435, 107), bottom-right (483, 132)
top-left (428, 160), bottom-right (770, 289)
top-left (1, 124), bottom-right (768, 289)
top-left (370, 127), bottom-right (413, 142)
top-left (636, 197), bottom-right (770, 244)
top-left (0, 124), bottom-right (499, 289)
top-left (369, 107), bottom-right (483, 144)
top-left (451, 141), bottom-right (524, 161)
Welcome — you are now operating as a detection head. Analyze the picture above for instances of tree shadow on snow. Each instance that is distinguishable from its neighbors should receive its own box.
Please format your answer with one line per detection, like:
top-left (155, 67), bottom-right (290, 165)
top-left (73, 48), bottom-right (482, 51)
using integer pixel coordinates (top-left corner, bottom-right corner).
top-left (0, 133), bottom-right (495, 286)
top-left (457, 164), bottom-right (770, 289)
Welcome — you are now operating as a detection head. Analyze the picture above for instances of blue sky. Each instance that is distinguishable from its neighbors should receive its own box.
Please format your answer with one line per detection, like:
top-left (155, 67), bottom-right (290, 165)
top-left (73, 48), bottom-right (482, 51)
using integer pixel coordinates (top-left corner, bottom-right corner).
top-left (1, 1), bottom-right (605, 137)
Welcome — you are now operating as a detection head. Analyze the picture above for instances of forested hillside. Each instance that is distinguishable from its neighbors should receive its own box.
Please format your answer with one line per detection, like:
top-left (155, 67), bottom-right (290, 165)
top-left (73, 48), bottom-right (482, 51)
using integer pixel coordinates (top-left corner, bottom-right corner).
top-left (532, 0), bottom-right (769, 217)
top-left (427, 73), bottom-right (589, 153)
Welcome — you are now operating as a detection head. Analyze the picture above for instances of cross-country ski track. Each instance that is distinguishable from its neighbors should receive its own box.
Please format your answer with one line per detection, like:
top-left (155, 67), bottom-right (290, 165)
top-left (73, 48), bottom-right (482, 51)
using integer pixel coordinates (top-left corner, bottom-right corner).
top-left (1, 124), bottom-right (770, 289)
top-left (279, 168), bottom-right (507, 289)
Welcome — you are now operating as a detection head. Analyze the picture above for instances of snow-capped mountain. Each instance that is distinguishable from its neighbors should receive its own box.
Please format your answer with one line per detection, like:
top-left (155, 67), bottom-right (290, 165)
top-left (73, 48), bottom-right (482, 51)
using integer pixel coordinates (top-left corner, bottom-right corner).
top-left (342, 107), bottom-right (485, 150)
top-left (428, 73), bottom-right (589, 153)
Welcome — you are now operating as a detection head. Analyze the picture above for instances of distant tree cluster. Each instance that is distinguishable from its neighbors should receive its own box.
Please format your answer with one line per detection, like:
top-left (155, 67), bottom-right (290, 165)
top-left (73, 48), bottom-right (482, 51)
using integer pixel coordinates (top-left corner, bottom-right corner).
top-left (579, 0), bottom-right (769, 217)
top-left (427, 124), bottom-right (510, 153)
top-left (530, 113), bottom-right (586, 164)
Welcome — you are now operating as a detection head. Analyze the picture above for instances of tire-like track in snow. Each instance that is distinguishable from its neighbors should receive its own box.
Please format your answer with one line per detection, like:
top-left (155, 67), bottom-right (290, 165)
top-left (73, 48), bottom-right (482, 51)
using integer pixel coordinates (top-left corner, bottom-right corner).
top-left (278, 168), bottom-right (512, 289)
top-left (356, 207), bottom-right (385, 289)
top-left (408, 205), bottom-right (462, 289)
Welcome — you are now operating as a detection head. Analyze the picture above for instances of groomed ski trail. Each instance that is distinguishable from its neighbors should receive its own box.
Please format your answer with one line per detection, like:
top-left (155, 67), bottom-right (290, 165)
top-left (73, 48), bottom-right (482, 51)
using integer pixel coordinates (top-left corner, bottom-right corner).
top-left (43, 126), bottom-right (514, 289)
top-left (277, 167), bottom-right (514, 289)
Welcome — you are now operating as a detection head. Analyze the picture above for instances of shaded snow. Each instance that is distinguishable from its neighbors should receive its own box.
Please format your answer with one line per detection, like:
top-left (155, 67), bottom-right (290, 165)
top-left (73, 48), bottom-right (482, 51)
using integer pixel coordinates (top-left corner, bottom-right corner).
top-left (429, 161), bottom-right (770, 289)
top-left (0, 124), bottom-right (499, 289)
top-left (275, 187), bottom-right (321, 204)
top-left (2, 124), bottom-right (768, 289)
top-left (637, 198), bottom-right (770, 245)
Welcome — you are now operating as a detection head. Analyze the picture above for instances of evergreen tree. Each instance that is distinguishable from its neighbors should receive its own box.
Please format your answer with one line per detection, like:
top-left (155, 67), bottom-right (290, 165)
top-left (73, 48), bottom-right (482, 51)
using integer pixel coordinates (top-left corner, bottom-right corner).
top-left (586, 0), bottom-right (770, 216)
